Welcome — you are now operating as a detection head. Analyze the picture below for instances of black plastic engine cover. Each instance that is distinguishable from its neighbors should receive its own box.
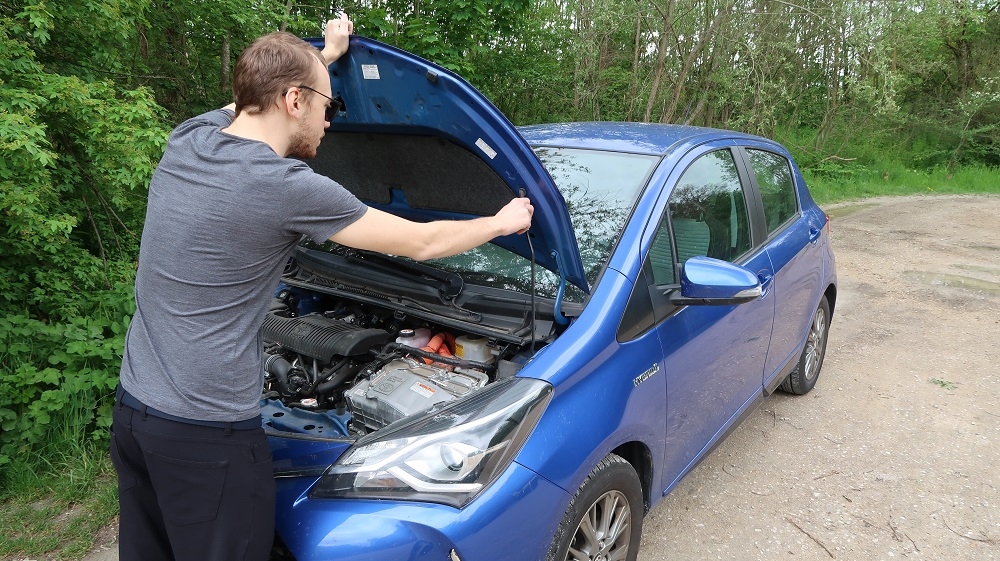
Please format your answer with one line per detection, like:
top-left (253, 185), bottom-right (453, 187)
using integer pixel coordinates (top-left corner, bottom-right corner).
top-left (262, 312), bottom-right (390, 361)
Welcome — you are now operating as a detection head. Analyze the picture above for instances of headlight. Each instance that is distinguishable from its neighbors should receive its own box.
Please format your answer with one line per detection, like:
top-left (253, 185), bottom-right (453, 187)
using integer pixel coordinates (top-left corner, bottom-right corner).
top-left (309, 377), bottom-right (552, 508)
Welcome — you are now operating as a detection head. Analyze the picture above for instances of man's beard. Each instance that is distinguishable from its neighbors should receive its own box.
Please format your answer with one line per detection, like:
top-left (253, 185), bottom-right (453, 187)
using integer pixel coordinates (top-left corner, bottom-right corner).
top-left (287, 117), bottom-right (318, 159)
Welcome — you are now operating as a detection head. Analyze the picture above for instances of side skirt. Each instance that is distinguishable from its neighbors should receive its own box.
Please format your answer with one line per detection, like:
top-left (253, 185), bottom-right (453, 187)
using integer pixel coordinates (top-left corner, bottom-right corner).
top-left (763, 347), bottom-right (800, 396)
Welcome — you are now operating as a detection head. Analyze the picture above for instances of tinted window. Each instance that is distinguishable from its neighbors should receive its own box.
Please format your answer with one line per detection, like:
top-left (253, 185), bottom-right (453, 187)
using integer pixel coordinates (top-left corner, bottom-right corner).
top-left (649, 149), bottom-right (752, 285)
top-left (747, 149), bottom-right (797, 234)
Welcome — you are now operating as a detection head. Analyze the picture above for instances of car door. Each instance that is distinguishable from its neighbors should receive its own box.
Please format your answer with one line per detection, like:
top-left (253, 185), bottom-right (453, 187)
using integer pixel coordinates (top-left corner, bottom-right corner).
top-left (639, 146), bottom-right (776, 493)
top-left (737, 146), bottom-right (824, 391)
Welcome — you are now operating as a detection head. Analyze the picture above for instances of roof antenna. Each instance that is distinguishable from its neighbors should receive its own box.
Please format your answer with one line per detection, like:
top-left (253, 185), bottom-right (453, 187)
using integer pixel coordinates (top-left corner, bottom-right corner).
top-left (520, 188), bottom-right (537, 356)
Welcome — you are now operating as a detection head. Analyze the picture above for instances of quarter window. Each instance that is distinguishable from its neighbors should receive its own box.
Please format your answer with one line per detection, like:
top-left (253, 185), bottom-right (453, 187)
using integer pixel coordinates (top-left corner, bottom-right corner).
top-left (747, 149), bottom-right (797, 234)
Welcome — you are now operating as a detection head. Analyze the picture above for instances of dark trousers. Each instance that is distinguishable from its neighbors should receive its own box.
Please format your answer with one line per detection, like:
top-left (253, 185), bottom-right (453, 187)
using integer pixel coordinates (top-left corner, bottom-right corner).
top-left (110, 388), bottom-right (275, 561)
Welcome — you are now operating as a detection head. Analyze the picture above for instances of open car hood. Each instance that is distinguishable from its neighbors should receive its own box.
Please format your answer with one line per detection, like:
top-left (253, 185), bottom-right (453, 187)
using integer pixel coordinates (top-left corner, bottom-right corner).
top-left (305, 36), bottom-right (588, 293)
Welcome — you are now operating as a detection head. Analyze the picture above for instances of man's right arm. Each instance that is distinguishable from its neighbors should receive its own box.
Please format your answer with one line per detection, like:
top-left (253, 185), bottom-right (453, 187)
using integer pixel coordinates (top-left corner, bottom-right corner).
top-left (329, 198), bottom-right (533, 261)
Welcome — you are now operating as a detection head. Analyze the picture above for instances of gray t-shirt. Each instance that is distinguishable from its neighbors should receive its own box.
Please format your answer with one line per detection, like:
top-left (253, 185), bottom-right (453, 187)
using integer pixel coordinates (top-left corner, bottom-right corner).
top-left (120, 109), bottom-right (367, 421)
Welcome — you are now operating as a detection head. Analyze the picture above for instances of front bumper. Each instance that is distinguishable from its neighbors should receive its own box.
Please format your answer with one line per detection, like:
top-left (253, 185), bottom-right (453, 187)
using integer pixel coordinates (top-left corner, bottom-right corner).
top-left (275, 461), bottom-right (569, 561)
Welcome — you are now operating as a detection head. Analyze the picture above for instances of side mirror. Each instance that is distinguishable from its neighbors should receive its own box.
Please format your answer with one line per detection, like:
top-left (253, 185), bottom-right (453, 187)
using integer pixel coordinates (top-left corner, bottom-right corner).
top-left (668, 256), bottom-right (762, 306)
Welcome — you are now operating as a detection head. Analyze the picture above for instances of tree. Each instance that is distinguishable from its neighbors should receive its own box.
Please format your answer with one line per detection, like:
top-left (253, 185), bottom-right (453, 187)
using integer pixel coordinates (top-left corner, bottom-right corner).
top-left (0, 2), bottom-right (166, 467)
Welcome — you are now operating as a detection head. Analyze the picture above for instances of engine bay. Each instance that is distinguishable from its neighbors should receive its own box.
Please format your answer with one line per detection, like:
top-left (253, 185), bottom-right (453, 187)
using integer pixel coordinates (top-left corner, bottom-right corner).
top-left (260, 284), bottom-right (538, 439)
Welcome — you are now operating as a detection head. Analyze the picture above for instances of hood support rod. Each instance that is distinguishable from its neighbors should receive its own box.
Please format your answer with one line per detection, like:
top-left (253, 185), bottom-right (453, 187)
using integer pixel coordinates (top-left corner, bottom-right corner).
top-left (521, 188), bottom-right (538, 355)
top-left (550, 250), bottom-right (569, 326)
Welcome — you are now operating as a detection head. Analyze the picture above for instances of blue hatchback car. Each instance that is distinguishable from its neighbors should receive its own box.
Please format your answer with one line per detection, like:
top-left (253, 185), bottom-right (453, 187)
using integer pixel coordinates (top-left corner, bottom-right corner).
top-left (262, 37), bottom-right (837, 561)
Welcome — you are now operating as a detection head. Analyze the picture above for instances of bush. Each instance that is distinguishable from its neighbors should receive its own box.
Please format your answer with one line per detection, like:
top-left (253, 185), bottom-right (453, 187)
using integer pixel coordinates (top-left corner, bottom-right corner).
top-left (0, 285), bottom-right (133, 475)
top-left (0, 15), bottom-right (164, 485)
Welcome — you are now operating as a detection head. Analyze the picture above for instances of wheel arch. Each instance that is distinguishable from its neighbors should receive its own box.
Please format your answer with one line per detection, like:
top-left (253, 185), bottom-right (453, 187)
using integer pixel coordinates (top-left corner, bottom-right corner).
top-left (611, 441), bottom-right (653, 515)
top-left (824, 283), bottom-right (837, 317)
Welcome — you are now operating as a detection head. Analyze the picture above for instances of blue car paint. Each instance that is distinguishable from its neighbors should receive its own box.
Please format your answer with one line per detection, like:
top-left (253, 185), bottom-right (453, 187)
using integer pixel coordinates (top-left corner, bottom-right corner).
top-left (733, 139), bottom-right (833, 387)
top-left (679, 256), bottom-right (763, 299)
top-left (519, 121), bottom-right (727, 156)
top-left (512, 269), bottom-right (666, 488)
top-left (268, 433), bottom-right (352, 477)
top-left (656, 258), bottom-right (774, 490)
top-left (267, 35), bottom-right (837, 561)
top-left (274, 462), bottom-right (568, 561)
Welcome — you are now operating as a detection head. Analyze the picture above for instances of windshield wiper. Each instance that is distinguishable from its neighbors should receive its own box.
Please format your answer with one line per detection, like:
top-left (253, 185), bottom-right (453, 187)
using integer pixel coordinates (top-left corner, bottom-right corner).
top-left (351, 249), bottom-right (465, 302)
top-left (294, 246), bottom-right (480, 321)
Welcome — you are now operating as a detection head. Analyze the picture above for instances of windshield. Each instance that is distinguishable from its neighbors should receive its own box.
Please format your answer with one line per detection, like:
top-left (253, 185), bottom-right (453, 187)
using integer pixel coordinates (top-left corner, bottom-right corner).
top-left (426, 147), bottom-right (658, 301)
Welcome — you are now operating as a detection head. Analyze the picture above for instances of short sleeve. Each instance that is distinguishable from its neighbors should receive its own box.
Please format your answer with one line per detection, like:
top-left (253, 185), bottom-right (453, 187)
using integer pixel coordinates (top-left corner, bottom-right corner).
top-left (282, 161), bottom-right (368, 242)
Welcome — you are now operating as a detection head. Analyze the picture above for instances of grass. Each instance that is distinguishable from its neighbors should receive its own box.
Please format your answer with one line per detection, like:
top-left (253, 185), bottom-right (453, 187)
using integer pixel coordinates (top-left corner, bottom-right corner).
top-left (775, 122), bottom-right (1000, 204)
top-left (805, 163), bottom-right (1000, 204)
top-left (0, 440), bottom-right (119, 560)
top-left (928, 378), bottom-right (958, 391)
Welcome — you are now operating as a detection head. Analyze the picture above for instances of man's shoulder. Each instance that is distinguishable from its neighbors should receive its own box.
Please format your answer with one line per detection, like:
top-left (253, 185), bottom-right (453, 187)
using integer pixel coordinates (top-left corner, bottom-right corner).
top-left (163, 109), bottom-right (238, 151)
top-left (175, 108), bottom-right (235, 133)
top-left (161, 109), bottom-right (276, 170)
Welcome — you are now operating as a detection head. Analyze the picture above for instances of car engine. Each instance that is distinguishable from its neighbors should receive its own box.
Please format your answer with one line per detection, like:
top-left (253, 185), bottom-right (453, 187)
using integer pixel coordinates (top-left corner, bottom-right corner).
top-left (261, 288), bottom-right (523, 437)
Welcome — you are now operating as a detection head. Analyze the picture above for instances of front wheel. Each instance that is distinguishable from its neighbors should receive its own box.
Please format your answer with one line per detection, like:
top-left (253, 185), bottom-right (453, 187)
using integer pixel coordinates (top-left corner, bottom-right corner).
top-left (547, 454), bottom-right (643, 561)
top-left (780, 294), bottom-right (831, 395)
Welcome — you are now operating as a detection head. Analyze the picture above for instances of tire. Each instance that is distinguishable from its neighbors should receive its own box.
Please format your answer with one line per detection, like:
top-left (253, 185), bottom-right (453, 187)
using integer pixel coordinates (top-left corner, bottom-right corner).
top-left (547, 454), bottom-right (643, 561)
top-left (779, 295), bottom-right (831, 395)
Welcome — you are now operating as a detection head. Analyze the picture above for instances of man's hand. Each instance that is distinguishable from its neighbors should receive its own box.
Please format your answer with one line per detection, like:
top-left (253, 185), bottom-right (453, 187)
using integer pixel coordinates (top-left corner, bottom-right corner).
top-left (493, 197), bottom-right (534, 236)
top-left (321, 13), bottom-right (354, 64)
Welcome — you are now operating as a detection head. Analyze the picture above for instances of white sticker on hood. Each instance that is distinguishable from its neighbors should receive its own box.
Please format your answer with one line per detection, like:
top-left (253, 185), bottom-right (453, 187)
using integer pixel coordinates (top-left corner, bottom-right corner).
top-left (362, 64), bottom-right (380, 80)
top-left (476, 138), bottom-right (497, 160)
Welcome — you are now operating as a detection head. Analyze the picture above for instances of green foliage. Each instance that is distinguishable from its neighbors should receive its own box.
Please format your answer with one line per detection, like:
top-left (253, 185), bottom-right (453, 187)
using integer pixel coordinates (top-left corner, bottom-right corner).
top-left (0, 289), bottom-right (132, 469)
top-left (0, 7), bottom-right (165, 477)
top-left (134, 0), bottom-right (301, 118)
top-left (341, 0), bottom-right (531, 82)
top-left (469, 0), bottom-right (578, 122)
top-left (469, 0), bottom-right (1000, 180)
top-left (1, 20), bottom-right (166, 318)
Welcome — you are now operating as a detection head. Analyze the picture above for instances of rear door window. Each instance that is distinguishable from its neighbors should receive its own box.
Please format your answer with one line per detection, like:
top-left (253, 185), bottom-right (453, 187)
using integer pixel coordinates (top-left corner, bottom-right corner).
top-left (746, 149), bottom-right (798, 235)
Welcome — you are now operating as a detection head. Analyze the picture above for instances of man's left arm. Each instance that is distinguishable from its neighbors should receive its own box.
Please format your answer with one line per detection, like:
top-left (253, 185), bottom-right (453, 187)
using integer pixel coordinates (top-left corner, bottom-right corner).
top-left (321, 13), bottom-right (354, 65)
top-left (219, 15), bottom-right (352, 114)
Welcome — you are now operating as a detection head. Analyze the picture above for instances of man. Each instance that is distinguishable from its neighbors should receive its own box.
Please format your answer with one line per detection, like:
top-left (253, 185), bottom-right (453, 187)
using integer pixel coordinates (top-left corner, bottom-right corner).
top-left (110, 14), bottom-right (533, 561)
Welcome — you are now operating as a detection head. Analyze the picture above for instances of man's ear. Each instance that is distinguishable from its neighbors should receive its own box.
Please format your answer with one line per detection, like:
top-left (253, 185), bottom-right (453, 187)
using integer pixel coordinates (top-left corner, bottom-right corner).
top-left (282, 88), bottom-right (304, 117)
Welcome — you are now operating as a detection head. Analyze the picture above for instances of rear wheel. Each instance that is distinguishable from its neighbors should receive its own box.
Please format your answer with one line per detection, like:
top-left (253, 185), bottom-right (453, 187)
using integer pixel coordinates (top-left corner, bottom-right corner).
top-left (780, 295), bottom-right (831, 395)
top-left (547, 454), bottom-right (643, 561)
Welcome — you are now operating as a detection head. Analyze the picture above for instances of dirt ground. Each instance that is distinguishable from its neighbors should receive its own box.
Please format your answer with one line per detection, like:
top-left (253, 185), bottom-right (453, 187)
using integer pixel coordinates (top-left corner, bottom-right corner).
top-left (71, 194), bottom-right (1000, 561)
top-left (639, 194), bottom-right (1000, 561)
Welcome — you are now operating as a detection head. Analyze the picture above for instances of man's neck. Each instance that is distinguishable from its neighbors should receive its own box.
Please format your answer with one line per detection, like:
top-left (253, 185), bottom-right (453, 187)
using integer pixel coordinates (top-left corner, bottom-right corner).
top-left (222, 111), bottom-right (289, 157)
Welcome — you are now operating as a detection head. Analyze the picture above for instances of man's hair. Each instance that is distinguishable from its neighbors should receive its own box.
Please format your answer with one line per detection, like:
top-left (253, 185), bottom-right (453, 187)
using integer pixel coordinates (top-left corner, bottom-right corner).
top-left (233, 32), bottom-right (325, 115)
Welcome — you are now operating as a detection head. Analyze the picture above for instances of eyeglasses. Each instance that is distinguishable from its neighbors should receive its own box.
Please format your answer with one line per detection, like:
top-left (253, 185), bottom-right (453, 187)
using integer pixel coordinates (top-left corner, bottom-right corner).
top-left (292, 84), bottom-right (342, 121)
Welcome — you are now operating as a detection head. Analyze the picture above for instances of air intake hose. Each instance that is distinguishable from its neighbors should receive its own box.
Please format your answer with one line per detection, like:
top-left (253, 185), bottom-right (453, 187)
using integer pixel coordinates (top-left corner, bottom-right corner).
top-left (264, 353), bottom-right (294, 395)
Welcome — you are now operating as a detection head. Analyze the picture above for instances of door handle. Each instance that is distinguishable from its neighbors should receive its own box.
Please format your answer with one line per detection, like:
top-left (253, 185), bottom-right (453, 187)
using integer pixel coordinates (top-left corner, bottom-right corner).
top-left (808, 226), bottom-right (821, 244)
top-left (757, 271), bottom-right (773, 298)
